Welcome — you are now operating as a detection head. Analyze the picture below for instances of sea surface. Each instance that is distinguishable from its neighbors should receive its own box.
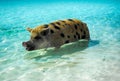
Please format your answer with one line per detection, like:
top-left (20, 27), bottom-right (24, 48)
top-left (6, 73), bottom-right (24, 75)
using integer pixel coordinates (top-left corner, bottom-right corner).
top-left (0, 0), bottom-right (120, 81)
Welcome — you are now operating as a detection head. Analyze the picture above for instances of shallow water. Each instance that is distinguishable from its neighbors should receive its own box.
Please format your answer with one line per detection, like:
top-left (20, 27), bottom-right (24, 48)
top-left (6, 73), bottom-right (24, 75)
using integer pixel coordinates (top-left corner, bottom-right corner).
top-left (0, 0), bottom-right (120, 81)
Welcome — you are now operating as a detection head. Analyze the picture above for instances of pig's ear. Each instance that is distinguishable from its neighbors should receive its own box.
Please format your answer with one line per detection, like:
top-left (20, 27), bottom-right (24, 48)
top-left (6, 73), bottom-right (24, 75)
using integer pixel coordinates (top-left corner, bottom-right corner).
top-left (27, 27), bottom-right (32, 32)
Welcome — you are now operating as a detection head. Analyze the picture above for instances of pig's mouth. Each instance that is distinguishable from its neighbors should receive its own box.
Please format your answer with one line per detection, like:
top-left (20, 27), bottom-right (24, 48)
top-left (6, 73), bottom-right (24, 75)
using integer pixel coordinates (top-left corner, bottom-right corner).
top-left (25, 46), bottom-right (35, 51)
top-left (22, 42), bottom-right (35, 51)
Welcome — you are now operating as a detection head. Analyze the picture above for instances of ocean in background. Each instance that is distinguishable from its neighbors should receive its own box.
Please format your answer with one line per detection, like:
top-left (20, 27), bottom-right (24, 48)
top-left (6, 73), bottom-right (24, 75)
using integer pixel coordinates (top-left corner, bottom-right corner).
top-left (0, 0), bottom-right (120, 81)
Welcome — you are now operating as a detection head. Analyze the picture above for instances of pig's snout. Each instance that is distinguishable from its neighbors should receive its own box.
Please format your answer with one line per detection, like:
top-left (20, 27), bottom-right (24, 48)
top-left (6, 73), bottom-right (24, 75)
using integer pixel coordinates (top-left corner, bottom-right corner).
top-left (22, 41), bottom-right (35, 51)
top-left (22, 42), bottom-right (27, 47)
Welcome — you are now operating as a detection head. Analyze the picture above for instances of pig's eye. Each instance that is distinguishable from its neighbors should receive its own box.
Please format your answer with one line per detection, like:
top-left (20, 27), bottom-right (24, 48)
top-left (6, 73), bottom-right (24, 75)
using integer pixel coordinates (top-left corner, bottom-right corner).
top-left (34, 36), bottom-right (41, 40)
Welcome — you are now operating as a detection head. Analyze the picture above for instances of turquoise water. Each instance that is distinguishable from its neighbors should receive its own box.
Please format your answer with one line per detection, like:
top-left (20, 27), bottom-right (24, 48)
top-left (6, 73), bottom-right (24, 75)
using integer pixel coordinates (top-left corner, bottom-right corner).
top-left (0, 0), bottom-right (120, 81)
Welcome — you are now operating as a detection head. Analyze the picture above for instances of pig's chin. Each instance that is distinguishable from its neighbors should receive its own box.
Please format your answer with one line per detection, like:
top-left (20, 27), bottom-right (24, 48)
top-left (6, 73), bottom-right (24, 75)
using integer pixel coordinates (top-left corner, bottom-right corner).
top-left (26, 46), bottom-right (35, 51)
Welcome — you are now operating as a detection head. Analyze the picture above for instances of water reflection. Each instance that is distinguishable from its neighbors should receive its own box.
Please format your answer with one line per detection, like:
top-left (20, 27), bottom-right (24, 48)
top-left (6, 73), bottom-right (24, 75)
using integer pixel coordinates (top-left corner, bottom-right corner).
top-left (25, 40), bottom-right (99, 61)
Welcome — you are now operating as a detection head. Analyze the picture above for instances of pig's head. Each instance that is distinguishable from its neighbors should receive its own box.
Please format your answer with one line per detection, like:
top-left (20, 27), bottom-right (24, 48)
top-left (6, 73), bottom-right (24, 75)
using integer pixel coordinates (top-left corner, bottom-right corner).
top-left (22, 26), bottom-right (50, 51)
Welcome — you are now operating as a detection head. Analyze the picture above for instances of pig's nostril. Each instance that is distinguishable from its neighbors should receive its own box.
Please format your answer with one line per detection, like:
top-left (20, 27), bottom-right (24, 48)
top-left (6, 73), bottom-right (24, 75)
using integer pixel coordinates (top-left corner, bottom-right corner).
top-left (22, 42), bottom-right (27, 47)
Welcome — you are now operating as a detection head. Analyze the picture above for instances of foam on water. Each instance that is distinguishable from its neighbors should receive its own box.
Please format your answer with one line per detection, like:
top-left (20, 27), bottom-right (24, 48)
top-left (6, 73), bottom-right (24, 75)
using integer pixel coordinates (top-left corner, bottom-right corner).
top-left (0, 0), bottom-right (120, 81)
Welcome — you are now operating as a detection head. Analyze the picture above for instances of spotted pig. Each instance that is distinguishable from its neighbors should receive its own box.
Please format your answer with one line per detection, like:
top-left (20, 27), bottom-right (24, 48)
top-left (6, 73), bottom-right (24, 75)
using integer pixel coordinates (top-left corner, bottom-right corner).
top-left (22, 19), bottom-right (90, 51)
